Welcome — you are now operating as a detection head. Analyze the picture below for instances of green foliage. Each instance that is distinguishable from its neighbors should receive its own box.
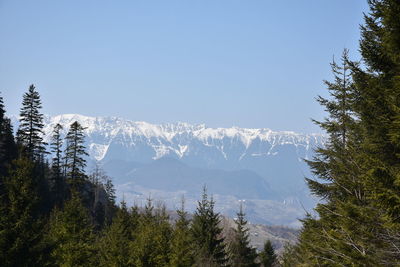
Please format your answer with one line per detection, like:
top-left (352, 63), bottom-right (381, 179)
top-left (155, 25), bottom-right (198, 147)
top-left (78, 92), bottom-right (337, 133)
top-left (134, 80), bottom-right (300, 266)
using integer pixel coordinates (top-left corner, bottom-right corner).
top-left (0, 93), bottom-right (17, 178)
top-left (131, 198), bottom-right (172, 267)
top-left (0, 157), bottom-right (46, 266)
top-left (279, 243), bottom-right (296, 267)
top-left (16, 84), bottom-right (47, 160)
top-left (259, 240), bottom-right (276, 267)
top-left (229, 204), bottom-right (259, 267)
top-left (98, 201), bottom-right (136, 267)
top-left (292, 1), bottom-right (400, 265)
top-left (50, 123), bottom-right (65, 206)
top-left (191, 187), bottom-right (229, 266)
top-left (170, 199), bottom-right (195, 267)
top-left (104, 177), bottom-right (117, 225)
top-left (47, 191), bottom-right (96, 267)
top-left (64, 121), bottom-right (88, 189)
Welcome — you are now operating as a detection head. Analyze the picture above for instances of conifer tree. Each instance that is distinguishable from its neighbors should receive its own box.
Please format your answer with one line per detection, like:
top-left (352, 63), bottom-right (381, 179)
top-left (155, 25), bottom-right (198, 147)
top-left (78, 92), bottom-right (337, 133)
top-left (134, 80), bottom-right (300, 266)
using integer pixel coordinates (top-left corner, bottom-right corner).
top-left (50, 123), bottom-right (64, 206)
top-left (0, 157), bottom-right (45, 266)
top-left (64, 121), bottom-right (88, 189)
top-left (170, 198), bottom-right (194, 267)
top-left (47, 191), bottom-right (96, 266)
top-left (88, 164), bottom-right (116, 228)
top-left (228, 203), bottom-right (258, 267)
top-left (104, 177), bottom-right (117, 225)
top-left (259, 240), bottom-right (276, 267)
top-left (306, 49), bottom-right (358, 201)
top-left (98, 201), bottom-right (135, 267)
top-left (347, 0), bottom-right (400, 262)
top-left (16, 84), bottom-right (47, 160)
top-left (0, 93), bottom-right (17, 195)
top-left (291, 50), bottom-right (381, 265)
top-left (191, 187), bottom-right (228, 266)
top-left (131, 198), bottom-right (172, 267)
top-left (291, 1), bottom-right (400, 265)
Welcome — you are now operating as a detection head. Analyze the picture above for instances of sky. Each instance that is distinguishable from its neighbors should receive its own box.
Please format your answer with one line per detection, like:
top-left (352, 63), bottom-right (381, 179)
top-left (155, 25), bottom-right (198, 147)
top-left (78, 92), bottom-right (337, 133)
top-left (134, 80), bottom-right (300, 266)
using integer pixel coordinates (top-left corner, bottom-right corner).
top-left (0, 0), bottom-right (369, 133)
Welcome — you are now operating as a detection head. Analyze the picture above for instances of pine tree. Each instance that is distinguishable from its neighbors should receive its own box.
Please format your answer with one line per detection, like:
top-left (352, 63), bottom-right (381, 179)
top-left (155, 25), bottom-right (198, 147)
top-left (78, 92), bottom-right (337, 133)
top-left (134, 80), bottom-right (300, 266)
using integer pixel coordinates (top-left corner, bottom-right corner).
top-left (104, 177), bottom-right (117, 225)
top-left (259, 240), bottom-right (276, 267)
top-left (191, 187), bottom-right (228, 266)
top-left (228, 203), bottom-right (258, 267)
top-left (286, 48), bottom-right (384, 265)
top-left (47, 191), bottom-right (96, 266)
top-left (0, 93), bottom-right (17, 197)
top-left (50, 123), bottom-right (65, 206)
top-left (131, 198), bottom-right (172, 267)
top-left (16, 84), bottom-right (47, 160)
top-left (89, 164), bottom-right (116, 228)
top-left (306, 49), bottom-right (359, 202)
top-left (98, 201), bottom-right (135, 267)
top-left (170, 198), bottom-right (195, 267)
top-left (0, 157), bottom-right (45, 266)
top-left (347, 0), bottom-right (400, 263)
top-left (291, 1), bottom-right (400, 265)
top-left (64, 121), bottom-right (88, 189)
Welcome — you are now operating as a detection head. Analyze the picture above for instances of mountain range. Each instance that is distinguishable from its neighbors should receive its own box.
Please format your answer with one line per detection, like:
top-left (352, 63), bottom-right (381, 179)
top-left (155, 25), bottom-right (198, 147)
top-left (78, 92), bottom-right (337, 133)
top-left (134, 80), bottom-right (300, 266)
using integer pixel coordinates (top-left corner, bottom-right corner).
top-left (12, 114), bottom-right (325, 226)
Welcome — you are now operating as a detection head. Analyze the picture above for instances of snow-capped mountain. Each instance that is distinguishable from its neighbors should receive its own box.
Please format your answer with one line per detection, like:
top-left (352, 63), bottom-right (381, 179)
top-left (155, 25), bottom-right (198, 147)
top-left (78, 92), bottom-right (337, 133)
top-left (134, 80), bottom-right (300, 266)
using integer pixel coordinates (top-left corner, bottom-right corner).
top-left (11, 114), bottom-right (325, 226)
top-left (38, 114), bottom-right (323, 166)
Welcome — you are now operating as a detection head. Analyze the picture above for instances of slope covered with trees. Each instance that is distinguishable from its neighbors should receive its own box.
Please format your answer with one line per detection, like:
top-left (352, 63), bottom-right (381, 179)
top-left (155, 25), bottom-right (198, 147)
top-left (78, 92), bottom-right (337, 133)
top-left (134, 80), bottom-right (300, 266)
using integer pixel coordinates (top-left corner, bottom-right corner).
top-left (0, 86), bottom-right (275, 266)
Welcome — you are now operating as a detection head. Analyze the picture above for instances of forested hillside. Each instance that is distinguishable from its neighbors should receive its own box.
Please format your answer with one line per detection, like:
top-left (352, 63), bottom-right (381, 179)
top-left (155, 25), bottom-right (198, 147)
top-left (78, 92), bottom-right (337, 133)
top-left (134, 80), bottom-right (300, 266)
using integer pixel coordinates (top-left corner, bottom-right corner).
top-left (0, 86), bottom-right (276, 266)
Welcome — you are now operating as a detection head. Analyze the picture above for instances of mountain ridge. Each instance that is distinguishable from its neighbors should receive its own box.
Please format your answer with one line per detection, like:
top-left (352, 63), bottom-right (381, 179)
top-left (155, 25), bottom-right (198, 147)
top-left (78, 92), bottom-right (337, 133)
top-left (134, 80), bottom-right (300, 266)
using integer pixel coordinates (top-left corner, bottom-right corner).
top-left (10, 113), bottom-right (324, 226)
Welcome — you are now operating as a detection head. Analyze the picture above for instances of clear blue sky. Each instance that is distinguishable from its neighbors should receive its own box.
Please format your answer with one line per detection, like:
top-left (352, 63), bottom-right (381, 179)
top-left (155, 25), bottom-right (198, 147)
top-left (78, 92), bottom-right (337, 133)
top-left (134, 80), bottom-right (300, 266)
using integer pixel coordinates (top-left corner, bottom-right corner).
top-left (0, 0), bottom-right (369, 132)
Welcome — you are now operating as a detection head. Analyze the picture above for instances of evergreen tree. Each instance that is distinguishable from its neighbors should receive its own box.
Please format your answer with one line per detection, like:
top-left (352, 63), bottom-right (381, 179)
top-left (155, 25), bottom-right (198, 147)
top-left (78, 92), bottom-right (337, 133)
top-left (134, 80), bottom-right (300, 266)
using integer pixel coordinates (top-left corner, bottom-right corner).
top-left (228, 203), bottom-right (258, 267)
top-left (47, 191), bottom-right (96, 266)
top-left (290, 50), bottom-right (383, 265)
top-left (0, 157), bottom-right (45, 266)
top-left (348, 0), bottom-right (400, 262)
top-left (0, 93), bottom-right (17, 201)
top-left (104, 177), bottom-right (117, 225)
top-left (64, 121), bottom-right (88, 189)
top-left (50, 123), bottom-right (64, 206)
top-left (170, 198), bottom-right (195, 267)
top-left (89, 164), bottom-right (116, 228)
top-left (16, 84), bottom-right (47, 160)
top-left (98, 201), bottom-right (135, 267)
top-left (191, 187), bottom-right (228, 266)
top-left (259, 240), bottom-right (276, 267)
top-left (131, 198), bottom-right (172, 267)
top-left (291, 1), bottom-right (400, 265)
top-left (0, 93), bottom-right (17, 178)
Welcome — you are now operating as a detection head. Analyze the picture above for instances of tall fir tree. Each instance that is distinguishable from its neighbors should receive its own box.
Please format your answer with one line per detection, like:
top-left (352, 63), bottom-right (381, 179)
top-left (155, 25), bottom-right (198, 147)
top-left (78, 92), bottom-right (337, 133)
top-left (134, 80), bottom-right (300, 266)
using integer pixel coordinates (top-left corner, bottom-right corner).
top-left (170, 198), bottom-right (195, 267)
top-left (131, 198), bottom-right (172, 267)
top-left (348, 0), bottom-right (400, 262)
top-left (289, 1), bottom-right (400, 265)
top-left (191, 187), bottom-right (228, 266)
top-left (47, 191), bottom-right (96, 267)
top-left (16, 84), bottom-right (47, 160)
top-left (104, 176), bottom-right (117, 225)
top-left (291, 50), bottom-right (382, 265)
top-left (64, 121), bottom-right (88, 190)
top-left (50, 123), bottom-right (65, 206)
top-left (259, 240), bottom-right (276, 267)
top-left (98, 200), bottom-right (135, 267)
top-left (0, 93), bottom-right (17, 200)
top-left (228, 203), bottom-right (259, 267)
top-left (0, 157), bottom-right (46, 266)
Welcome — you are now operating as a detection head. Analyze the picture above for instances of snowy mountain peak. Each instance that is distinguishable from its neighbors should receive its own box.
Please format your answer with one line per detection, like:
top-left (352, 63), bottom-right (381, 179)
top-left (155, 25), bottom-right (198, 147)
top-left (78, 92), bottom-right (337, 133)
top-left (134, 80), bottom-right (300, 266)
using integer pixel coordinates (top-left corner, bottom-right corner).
top-left (11, 114), bottom-right (325, 162)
